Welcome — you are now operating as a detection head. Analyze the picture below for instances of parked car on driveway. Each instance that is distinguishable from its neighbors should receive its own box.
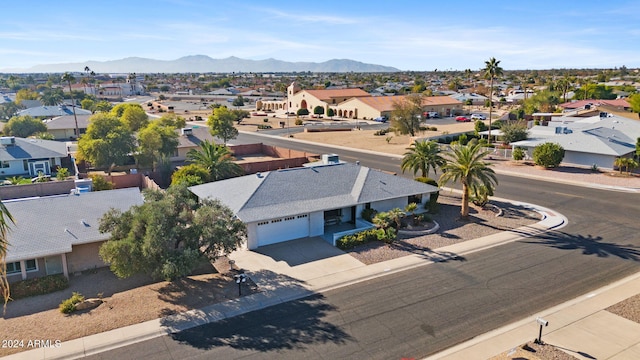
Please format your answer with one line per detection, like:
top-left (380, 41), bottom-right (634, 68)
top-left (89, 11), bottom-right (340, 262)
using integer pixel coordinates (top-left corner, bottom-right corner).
top-left (470, 114), bottom-right (486, 120)
top-left (455, 116), bottom-right (471, 122)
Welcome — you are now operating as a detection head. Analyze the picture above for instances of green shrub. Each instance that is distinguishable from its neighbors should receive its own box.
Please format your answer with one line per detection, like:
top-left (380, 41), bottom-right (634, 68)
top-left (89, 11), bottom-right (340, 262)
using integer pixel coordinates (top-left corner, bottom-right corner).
top-left (89, 174), bottom-right (115, 191)
top-left (429, 126), bottom-right (438, 131)
top-left (373, 129), bottom-right (388, 136)
top-left (263, 118), bottom-right (269, 123)
top-left (336, 228), bottom-right (397, 249)
top-left (257, 124), bottom-right (272, 129)
top-left (59, 292), bottom-right (85, 314)
top-left (2, 274), bottom-right (69, 301)
top-left (533, 142), bottom-right (565, 168)
top-left (296, 108), bottom-right (309, 116)
top-left (361, 208), bottom-right (378, 222)
top-left (512, 147), bottom-right (525, 161)
top-left (56, 167), bottom-right (69, 180)
top-left (295, 118), bottom-right (303, 126)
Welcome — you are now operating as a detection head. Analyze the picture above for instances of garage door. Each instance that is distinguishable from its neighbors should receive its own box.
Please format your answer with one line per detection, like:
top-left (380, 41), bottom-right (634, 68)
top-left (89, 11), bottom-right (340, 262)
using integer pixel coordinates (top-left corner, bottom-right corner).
top-left (257, 214), bottom-right (309, 247)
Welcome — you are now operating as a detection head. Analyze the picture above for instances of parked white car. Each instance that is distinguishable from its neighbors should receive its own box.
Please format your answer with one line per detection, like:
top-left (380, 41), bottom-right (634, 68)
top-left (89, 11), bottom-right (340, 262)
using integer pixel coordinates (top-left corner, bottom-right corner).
top-left (470, 114), bottom-right (486, 120)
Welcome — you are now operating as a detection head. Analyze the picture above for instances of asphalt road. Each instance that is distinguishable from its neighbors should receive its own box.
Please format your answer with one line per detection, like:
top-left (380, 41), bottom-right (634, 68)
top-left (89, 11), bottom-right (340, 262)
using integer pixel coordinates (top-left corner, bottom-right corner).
top-left (86, 134), bottom-right (640, 360)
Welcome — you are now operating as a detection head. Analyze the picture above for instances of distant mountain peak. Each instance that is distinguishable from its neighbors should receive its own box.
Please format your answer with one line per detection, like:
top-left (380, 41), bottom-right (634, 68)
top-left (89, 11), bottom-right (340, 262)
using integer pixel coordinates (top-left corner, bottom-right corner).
top-left (2, 55), bottom-right (400, 73)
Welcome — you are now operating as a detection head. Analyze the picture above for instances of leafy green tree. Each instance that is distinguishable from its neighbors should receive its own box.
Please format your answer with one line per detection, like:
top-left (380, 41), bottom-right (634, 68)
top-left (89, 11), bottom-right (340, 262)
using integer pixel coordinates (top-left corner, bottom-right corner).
top-left (232, 96), bottom-right (245, 108)
top-left (136, 121), bottom-right (179, 169)
top-left (500, 121), bottom-right (528, 144)
top-left (156, 113), bottom-right (186, 129)
top-left (110, 103), bottom-right (148, 131)
top-left (401, 140), bottom-right (445, 178)
top-left (636, 137), bottom-right (640, 158)
top-left (207, 106), bottom-right (238, 144)
top-left (15, 89), bottom-right (39, 105)
top-left (391, 93), bottom-right (423, 137)
top-left (94, 100), bottom-right (113, 113)
top-left (4, 115), bottom-right (47, 137)
top-left (629, 94), bottom-right (640, 114)
top-left (313, 105), bottom-right (325, 116)
top-left (171, 164), bottom-right (210, 186)
top-left (0, 200), bottom-right (15, 313)
top-left (533, 142), bottom-right (565, 168)
top-left (0, 102), bottom-right (23, 121)
top-left (512, 147), bottom-right (525, 161)
top-left (297, 108), bottom-right (309, 116)
top-left (98, 185), bottom-right (246, 280)
top-left (483, 57), bottom-right (503, 140)
top-left (230, 109), bottom-right (250, 122)
top-left (81, 99), bottom-right (95, 111)
top-left (439, 143), bottom-right (498, 218)
top-left (522, 90), bottom-right (560, 114)
top-left (77, 113), bottom-right (135, 170)
top-left (186, 140), bottom-right (244, 181)
top-left (327, 108), bottom-right (335, 118)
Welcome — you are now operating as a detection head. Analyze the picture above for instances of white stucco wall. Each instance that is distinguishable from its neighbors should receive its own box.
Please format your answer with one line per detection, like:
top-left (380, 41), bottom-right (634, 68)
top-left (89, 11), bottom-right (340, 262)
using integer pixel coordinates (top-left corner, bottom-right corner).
top-left (371, 197), bottom-right (408, 213)
top-left (309, 211), bottom-right (324, 237)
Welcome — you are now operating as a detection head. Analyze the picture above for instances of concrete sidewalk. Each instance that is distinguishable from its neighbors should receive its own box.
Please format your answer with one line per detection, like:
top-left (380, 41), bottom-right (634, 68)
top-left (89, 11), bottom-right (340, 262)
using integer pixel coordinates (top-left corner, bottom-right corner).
top-left (2, 199), bottom-right (567, 360)
top-left (427, 271), bottom-right (640, 360)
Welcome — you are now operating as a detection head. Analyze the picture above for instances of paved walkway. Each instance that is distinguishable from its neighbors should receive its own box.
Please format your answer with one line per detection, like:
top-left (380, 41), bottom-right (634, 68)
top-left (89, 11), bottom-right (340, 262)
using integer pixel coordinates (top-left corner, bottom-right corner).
top-left (4, 162), bottom-right (640, 360)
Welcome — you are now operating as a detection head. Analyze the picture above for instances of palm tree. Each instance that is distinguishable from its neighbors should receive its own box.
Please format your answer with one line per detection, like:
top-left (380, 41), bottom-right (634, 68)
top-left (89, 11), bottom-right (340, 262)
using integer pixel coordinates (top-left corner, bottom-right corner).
top-left (483, 57), bottom-right (504, 141)
top-left (0, 201), bottom-right (15, 313)
top-left (40, 89), bottom-right (63, 106)
top-left (401, 140), bottom-right (446, 178)
top-left (439, 143), bottom-right (498, 218)
top-left (186, 140), bottom-right (244, 181)
top-left (614, 157), bottom-right (628, 174)
top-left (61, 72), bottom-right (79, 139)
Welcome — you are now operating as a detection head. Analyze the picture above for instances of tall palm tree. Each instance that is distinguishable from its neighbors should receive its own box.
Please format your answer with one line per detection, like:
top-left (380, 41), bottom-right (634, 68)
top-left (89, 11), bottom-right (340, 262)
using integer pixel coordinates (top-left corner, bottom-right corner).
top-left (186, 140), bottom-right (244, 181)
top-left (401, 140), bottom-right (446, 178)
top-left (61, 72), bottom-right (80, 139)
top-left (439, 143), bottom-right (498, 218)
top-left (0, 201), bottom-right (15, 313)
top-left (483, 57), bottom-right (503, 141)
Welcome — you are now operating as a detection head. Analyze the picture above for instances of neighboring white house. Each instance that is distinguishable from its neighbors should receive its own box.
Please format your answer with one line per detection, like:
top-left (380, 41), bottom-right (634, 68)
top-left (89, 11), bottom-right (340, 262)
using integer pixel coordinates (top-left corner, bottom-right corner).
top-left (510, 114), bottom-right (640, 169)
top-left (5, 187), bottom-right (144, 283)
top-left (44, 114), bottom-right (92, 140)
top-left (189, 162), bottom-right (439, 249)
top-left (0, 137), bottom-right (69, 177)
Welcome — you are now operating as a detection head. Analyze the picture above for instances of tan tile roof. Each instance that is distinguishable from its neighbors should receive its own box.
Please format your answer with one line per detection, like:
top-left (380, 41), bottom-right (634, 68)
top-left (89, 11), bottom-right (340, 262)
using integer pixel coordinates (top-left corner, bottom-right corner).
top-left (351, 95), bottom-right (461, 111)
top-left (304, 88), bottom-right (370, 101)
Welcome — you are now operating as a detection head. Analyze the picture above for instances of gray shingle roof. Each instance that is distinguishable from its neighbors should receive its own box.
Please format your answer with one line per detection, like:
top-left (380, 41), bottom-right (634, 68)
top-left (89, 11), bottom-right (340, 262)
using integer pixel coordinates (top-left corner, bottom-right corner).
top-left (4, 187), bottom-right (144, 262)
top-left (17, 105), bottom-right (91, 118)
top-left (44, 114), bottom-right (91, 130)
top-left (0, 138), bottom-right (68, 161)
top-left (189, 163), bottom-right (438, 223)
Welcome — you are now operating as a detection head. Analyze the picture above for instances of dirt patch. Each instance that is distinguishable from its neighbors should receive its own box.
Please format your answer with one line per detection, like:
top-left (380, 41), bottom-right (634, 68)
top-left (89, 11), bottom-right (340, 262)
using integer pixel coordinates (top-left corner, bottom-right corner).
top-left (606, 293), bottom-right (640, 324)
top-left (490, 341), bottom-right (579, 360)
top-left (0, 263), bottom-right (256, 357)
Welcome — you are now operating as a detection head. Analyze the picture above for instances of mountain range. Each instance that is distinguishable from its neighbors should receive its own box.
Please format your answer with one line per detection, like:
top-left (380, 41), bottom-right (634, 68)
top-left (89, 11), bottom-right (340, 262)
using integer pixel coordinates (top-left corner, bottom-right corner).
top-left (2, 55), bottom-right (400, 73)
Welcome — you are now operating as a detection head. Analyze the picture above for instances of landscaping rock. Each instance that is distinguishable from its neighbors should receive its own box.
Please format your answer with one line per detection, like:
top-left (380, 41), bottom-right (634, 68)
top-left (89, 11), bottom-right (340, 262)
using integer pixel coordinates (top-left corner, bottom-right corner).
top-left (75, 298), bottom-right (103, 311)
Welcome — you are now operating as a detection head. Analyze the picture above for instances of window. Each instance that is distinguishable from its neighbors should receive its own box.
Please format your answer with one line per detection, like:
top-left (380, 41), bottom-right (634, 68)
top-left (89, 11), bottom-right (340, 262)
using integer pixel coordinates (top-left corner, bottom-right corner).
top-left (23, 160), bottom-right (28, 171)
top-left (1, 161), bottom-right (10, 168)
top-left (6, 259), bottom-right (37, 274)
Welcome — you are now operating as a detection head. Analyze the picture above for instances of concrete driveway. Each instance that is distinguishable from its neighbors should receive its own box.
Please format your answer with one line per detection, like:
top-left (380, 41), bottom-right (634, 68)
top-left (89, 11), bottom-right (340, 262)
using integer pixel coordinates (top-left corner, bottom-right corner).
top-left (229, 237), bottom-right (366, 283)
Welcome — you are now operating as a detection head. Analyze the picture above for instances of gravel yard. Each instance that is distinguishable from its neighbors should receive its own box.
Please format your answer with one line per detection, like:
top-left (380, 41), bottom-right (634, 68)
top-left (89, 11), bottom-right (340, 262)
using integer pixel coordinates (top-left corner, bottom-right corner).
top-left (346, 194), bottom-right (541, 265)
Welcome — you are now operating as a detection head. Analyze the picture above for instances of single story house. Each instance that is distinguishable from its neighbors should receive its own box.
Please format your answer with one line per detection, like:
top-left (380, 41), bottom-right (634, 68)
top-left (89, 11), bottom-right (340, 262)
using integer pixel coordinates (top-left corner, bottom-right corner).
top-left (5, 187), bottom-right (144, 283)
top-left (44, 114), bottom-right (92, 140)
top-left (16, 104), bottom-right (91, 118)
top-left (510, 114), bottom-right (640, 169)
top-left (0, 136), bottom-right (69, 177)
top-left (189, 162), bottom-right (439, 249)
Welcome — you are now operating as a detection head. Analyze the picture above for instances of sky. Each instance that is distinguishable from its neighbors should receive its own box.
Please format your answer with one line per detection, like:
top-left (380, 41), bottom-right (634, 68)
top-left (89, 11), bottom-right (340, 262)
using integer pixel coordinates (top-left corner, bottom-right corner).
top-left (1, 0), bottom-right (639, 72)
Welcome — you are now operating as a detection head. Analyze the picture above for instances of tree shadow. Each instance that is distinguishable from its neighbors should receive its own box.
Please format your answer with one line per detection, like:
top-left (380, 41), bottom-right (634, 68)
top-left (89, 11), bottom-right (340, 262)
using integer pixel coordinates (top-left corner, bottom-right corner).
top-left (169, 293), bottom-right (353, 352)
top-left (521, 230), bottom-right (640, 261)
top-left (390, 241), bottom-right (466, 263)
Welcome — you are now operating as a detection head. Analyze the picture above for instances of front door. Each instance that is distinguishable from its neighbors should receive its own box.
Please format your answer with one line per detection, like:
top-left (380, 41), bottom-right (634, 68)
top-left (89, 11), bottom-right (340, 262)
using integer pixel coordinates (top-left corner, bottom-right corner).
top-left (45, 256), bottom-right (63, 275)
top-left (29, 160), bottom-right (51, 176)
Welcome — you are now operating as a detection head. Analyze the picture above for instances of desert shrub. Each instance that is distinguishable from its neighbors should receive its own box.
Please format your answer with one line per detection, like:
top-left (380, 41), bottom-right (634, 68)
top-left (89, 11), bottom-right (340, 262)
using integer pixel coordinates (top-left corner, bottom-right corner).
top-left (56, 167), bottom-right (69, 180)
top-left (361, 208), bottom-right (378, 222)
top-left (295, 118), bottom-right (303, 125)
top-left (512, 147), bottom-right (525, 161)
top-left (373, 128), bottom-right (389, 136)
top-left (429, 126), bottom-right (438, 131)
top-left (2, 274), bottom-right (68, 301)
top-left (458, 133), bottom-right (468, 145)
top-left (89, 174), bottom-right (115, 191)
top-left (257, 124), bottom-right (272, 129)
top-left (263, 118), bottom-right (269, 123)
top-left (336, 227), bottom-right (397, 249)
top-left (59, 292), bottom-right (85, 314)
top-left (533, 142), bottom-right (565, 168)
